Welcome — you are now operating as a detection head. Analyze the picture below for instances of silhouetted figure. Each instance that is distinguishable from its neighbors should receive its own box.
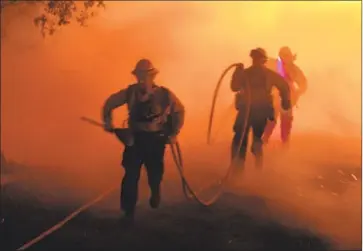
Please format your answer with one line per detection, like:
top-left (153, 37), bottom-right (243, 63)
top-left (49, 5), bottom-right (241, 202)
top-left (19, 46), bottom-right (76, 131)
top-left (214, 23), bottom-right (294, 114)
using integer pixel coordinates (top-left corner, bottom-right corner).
top-left (102, 59), bottom-right (185, 223)
top-left (263, 46), bottom-right (308, 144)
top-left (231, 48), bottom-right (291, 169)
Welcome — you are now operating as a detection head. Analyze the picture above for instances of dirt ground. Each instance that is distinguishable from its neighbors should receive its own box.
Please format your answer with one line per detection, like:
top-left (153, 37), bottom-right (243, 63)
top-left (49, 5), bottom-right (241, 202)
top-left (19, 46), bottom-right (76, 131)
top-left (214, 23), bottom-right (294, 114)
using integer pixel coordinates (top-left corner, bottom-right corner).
top-left (0, 134), bottom-right (361, 251)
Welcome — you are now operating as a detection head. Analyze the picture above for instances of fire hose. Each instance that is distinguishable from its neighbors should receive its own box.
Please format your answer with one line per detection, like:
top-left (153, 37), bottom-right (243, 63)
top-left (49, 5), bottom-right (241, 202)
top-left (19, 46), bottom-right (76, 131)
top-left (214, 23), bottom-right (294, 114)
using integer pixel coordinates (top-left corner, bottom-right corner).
top-left (81, 63), bottom-right (251, 207)
top-left (173, 63), bottom-right (251, 206)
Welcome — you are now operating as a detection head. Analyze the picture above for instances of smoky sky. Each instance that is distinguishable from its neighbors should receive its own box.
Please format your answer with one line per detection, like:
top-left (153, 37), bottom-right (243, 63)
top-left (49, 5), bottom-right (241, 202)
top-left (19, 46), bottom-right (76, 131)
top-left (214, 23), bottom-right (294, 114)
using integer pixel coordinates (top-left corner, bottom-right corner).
top-left (1, 1), bottom-right (361, 168)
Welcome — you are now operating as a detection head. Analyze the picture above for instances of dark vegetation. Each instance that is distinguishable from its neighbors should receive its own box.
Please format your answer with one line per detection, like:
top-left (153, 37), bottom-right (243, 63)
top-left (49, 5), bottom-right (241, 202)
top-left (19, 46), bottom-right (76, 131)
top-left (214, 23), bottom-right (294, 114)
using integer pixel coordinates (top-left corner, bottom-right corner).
top-left (1, 0), bottom-right (105, 36)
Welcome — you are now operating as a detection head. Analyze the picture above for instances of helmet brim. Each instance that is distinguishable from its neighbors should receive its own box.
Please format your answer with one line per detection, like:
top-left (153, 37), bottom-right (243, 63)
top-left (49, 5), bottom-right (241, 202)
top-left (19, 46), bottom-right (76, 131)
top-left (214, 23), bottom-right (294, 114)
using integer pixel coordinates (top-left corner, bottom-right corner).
top-left (131, 68), bottom-right (159, 76)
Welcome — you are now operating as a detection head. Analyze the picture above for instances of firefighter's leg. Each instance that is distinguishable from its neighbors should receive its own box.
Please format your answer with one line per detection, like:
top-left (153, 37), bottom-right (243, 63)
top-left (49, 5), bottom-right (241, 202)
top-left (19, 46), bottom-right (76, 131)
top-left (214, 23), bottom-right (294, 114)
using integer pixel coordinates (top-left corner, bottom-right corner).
top-left (262, 107), bottom-right (279, 144)
top-left (251, 118), bottom-right (268, 169)
top-left (121, 145), bottom-right (143, 216)
top-left (144, 133), bottom-right (167, 209)
top-left (231, 130), bottom-right (249, 170)
top-left (262, 93), bottom-right (279, 144)
top-left (232, 113), bottom-right (250, 168)
top-left (280, 110), bottom-right (293, 144)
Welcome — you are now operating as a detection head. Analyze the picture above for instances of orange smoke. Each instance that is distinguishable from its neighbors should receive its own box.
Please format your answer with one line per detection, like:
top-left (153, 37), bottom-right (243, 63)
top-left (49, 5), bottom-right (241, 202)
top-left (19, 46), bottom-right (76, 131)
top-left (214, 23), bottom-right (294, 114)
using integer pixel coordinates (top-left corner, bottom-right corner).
top-left (0, 2), bottom-right (361, 248)
top-left (1, 1), bottom-right (361, 167)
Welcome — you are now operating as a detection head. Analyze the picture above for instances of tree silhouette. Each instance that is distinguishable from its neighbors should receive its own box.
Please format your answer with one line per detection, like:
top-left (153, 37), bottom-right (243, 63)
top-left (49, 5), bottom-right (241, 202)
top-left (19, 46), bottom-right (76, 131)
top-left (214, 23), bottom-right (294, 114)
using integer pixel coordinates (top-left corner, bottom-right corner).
top-left (1, 0), bottom-right (105, 36)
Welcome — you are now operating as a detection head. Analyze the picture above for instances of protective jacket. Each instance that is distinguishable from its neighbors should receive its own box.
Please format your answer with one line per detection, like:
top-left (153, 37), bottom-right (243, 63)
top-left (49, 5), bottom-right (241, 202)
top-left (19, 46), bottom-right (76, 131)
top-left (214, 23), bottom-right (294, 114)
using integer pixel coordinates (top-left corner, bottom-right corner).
top-left (231, 65), bottom-right (292, 119)
top-left (265, 58), bottom-right (307, 106)
top-left (102, 83), bottom-right (185, 136)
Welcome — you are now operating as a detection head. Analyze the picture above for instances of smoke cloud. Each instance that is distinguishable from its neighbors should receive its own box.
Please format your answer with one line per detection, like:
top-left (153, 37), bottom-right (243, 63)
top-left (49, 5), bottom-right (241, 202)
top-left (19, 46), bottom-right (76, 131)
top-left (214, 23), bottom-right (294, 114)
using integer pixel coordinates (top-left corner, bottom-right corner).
top-left (1, 2), bottom-right (361, 248)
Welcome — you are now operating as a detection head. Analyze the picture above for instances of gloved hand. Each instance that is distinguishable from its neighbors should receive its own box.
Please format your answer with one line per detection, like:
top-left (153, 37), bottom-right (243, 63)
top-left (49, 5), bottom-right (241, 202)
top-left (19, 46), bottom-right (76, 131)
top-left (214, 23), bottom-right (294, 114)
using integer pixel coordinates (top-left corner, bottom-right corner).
top-left (104, 123), bottom-right (114, 133)
top-left (168, 135), bottom-right (178, 144)
top-left (235, 63), bottom-right (244, 70)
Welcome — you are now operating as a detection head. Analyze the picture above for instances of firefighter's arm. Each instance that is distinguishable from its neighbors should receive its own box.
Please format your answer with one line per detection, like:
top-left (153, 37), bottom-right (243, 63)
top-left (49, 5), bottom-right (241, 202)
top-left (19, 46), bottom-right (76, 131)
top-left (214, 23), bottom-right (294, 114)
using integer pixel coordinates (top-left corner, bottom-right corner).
top-left (102, 89), bottom-right (128, 131)
top-left (168, 90), bottom-right (185, 137)
top-left (230, 64), bottom-right (246, 92)
top-left (269, 70), bottom-right (292, 111)
top-left (294, 65), bottom-right (308, 96)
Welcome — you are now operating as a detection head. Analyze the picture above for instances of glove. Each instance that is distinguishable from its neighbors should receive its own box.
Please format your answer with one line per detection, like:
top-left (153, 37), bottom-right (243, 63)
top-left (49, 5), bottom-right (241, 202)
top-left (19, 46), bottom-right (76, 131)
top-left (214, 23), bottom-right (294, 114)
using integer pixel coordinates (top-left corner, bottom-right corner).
top-left (235, 63), bottom-right (244, 69)
top-left (104, 123), bottom-right (114, 133)
top-left (168, 135), bottom-right (177, 144)
top-left (234, 64), bottom-right (244, 74)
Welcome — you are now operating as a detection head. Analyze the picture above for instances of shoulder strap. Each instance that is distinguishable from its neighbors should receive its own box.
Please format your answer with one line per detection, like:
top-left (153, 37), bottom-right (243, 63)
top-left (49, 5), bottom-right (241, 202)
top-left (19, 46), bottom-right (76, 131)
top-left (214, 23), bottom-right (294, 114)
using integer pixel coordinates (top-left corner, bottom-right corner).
top-left (159, 86), bottom-right (171, 107)
top-left (125, 84), bottom-right (136, 103)
top-left (158, 86), bottom-right (173, 119)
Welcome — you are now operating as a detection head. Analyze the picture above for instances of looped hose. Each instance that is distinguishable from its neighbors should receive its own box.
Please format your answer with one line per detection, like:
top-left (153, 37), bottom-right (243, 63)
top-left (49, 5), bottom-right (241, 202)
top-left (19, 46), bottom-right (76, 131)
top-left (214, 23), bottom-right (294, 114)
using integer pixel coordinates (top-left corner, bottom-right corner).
top-left (168, 63), bottom-right (252, 206)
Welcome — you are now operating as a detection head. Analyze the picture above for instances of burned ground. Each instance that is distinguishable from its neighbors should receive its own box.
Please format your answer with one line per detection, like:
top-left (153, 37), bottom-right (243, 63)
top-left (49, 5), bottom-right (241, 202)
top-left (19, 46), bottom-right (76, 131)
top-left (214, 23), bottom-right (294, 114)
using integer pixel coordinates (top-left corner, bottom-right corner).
top-left (1, 135), bottom-right (361, 251)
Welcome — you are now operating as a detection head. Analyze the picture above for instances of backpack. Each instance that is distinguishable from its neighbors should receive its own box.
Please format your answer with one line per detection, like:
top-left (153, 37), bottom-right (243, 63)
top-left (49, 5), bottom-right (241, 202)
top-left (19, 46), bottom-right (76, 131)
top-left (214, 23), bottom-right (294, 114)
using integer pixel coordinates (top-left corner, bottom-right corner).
top-left (125, 84), bottom-right (172, 133)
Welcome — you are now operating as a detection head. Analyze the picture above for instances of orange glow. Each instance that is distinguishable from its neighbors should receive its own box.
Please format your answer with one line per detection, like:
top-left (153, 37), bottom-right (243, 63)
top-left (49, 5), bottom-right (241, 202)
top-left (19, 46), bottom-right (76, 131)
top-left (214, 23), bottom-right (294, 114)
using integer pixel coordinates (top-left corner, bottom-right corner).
top-left (0, 2), bottom-right (361, 246)
top-left (1, 0), bottom-right (360, 164)
top-left (1, 0), bottom-right (360, 166)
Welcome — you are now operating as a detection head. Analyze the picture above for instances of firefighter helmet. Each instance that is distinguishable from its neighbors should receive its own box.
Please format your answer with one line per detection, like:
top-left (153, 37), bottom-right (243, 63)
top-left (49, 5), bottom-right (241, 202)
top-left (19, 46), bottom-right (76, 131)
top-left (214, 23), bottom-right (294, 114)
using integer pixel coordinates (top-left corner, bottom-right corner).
top-left (250, 47), bottom-right (268, 61)
top-left (279, 46), bottom-right (296, 62)
top-left (131, 59), bottom-right (159, 75)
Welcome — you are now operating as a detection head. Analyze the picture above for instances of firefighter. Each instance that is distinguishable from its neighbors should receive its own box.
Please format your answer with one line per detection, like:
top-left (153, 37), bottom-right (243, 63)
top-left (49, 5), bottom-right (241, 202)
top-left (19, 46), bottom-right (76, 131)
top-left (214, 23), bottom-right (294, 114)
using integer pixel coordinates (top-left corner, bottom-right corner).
top-left (263, 46), bottom-right (308, 144)
top-left (102, 59), bottom-right (185, 223)
top-left (231, 48), bottom-right (291, 169)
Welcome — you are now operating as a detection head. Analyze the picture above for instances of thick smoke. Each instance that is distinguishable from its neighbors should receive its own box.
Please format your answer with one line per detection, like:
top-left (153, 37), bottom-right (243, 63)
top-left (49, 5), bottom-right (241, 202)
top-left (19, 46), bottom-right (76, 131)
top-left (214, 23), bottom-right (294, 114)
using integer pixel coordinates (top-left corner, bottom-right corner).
top-left (1, 2), bottom-right (360, 168)
top-left (1, 2), bottom-right (360, 247)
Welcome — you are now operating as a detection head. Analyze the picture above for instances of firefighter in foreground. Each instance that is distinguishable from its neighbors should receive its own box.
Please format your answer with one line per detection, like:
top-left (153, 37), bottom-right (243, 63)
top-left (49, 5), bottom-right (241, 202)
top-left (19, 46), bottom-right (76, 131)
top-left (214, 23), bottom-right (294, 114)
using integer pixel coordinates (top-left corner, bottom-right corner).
top-left (231, 48), bottom-right (291, 169)
top-left (102, 59), bottom-right (185, 222)
top-left (263, 46), bottom-right (308, 144)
